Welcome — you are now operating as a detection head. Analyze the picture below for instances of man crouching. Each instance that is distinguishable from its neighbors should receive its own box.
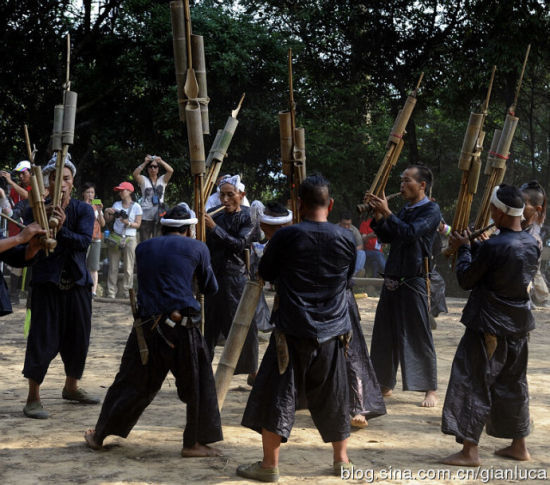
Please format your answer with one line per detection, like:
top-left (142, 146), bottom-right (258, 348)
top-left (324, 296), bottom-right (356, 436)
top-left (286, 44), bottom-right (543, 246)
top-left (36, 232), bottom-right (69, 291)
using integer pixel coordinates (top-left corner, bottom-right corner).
top-left (84, 203), bottom-right (222, 457)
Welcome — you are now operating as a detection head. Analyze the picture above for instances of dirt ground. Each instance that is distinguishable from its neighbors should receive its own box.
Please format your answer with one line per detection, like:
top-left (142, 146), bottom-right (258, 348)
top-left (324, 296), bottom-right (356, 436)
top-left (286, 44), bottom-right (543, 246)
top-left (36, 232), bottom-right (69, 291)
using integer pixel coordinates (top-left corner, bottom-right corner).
top-left (0, 294), bottom-right (549, 484)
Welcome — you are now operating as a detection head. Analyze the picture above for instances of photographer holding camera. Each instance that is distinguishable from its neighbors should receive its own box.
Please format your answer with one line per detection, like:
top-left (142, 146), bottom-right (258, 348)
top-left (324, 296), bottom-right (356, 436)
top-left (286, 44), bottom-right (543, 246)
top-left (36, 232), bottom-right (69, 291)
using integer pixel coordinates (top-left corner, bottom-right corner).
top-left (133, 155), bottom-right (173, 241)
top-left (104, 182), bottom-right (142, 299)
top-left (0, 160), bottom-right (33, 303)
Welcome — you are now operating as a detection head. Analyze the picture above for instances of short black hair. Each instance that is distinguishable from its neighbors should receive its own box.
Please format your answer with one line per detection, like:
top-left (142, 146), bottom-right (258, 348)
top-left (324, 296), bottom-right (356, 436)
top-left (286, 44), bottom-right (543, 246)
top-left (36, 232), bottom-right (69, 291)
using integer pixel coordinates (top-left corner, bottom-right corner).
top-left (81, 182), bottom-right (96, 195)
top-left (340, 212), bottom-right (352, 221)
top-left (264, 201), bottom-right (289, 218)
top-left (408, 164), bottom-right (433, 193)
top-left (496, 184), bottom-right (524, 209)
top-left (161, 205), bottom-right (192, 235)
top-left (298, 174), bottom-right (330, 208)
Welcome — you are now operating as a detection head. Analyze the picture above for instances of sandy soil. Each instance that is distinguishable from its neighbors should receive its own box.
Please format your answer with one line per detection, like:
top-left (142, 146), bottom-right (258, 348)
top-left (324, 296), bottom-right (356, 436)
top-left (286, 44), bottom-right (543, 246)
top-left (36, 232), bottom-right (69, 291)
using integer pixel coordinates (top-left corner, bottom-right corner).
top-left (0, 294), bottom-right (549, 484)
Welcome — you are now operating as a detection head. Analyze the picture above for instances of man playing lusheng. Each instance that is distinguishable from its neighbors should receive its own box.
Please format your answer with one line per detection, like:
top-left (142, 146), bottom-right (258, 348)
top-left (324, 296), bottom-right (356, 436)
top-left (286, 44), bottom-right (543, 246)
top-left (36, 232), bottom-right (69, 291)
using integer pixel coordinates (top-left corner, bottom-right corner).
top-left (84, 203), bottom-right (222, 456)
top-left (441, 185), bottom-right (539, 466)
top-left (238, 175), bottom-right (355, 482)
top-left (365, 164), bottom-right (440, 407)
top-left (23, 157), bottom-right (98, 419)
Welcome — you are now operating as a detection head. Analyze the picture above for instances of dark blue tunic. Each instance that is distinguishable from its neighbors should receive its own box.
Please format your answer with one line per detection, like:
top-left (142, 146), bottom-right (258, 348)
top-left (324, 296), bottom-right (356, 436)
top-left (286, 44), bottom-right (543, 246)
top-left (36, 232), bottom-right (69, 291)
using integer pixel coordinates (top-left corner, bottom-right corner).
top-left (23, 199), bottom-right (94, 385)
top-left (242, 220), bottom-right (356, 443)
top-left (204, 207), bottom-right (256, 374)
top-left (93, 234), bottom-right (222, 449)
top-left (370, 198), bottom-right (441, 391)
top-left (442, 229), bottom-right (539, 445)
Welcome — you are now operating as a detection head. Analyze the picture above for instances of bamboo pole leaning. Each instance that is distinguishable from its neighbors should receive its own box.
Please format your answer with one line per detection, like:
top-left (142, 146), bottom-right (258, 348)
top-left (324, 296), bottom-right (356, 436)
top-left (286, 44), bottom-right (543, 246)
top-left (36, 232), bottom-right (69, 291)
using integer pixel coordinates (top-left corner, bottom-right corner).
top-left (446, 66), bottom-right (496, 264)
top-left (359, 73), bottom-right (423, 212)
top-left (279, 48), bottom-right (306, 223)
top-left (474, 45), bottom-right (531, 230)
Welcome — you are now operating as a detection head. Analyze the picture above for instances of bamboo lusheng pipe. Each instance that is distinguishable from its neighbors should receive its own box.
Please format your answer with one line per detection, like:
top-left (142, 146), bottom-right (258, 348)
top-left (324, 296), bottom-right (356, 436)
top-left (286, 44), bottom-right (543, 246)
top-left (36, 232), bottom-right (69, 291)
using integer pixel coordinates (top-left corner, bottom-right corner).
top-left (356, 192), bottom-right (402, 214)
top-left (191, 34), bottom-right (209, 134)
top-left (215, 279), bottom-right (264, 409)
top-left (23, 125), bottom-right (57, 254)
top-left (442, 222), bottom-right (496, 257)
top-left (279, 111), bottom-right (293, 177)
top-left (203, 94), bottom-right (245, 203)
top-left (0, 212), bottom-right (25, 229)
top-left (365, 73), bottom-right (423, 203)
top-left (474, 46), bottom-right (530, 230)
top-left (207, 204), bottom-right (226, 216)
top-left (448, 67), bottom-right (496, 269)
top-left (170, 0), bottom-right (188, 122)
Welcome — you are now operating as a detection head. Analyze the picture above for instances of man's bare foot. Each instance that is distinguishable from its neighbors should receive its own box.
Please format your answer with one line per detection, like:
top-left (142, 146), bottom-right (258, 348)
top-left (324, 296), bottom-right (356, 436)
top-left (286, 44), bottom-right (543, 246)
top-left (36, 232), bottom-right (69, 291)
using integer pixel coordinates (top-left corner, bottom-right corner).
top-left (84, 429), bottom-right (102, 450)
top-left (421, 390), bottom-right (437, 407)
top-left (441, 450), bottom-right (481, 467)
top-left (181, 443), bottom-right (223, 457)
top-left (381, 386), bottom-right (393, 397)
top-left (351, 414), bottom-right (368, 429)
top-left (495, 443), bottom-right (531, 461)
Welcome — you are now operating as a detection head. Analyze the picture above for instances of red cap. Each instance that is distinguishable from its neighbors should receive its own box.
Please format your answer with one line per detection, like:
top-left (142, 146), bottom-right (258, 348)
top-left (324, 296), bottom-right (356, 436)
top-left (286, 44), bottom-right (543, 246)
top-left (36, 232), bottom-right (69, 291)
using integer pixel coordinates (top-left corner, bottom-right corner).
top-left (113, 181), bottom-right (134, 192)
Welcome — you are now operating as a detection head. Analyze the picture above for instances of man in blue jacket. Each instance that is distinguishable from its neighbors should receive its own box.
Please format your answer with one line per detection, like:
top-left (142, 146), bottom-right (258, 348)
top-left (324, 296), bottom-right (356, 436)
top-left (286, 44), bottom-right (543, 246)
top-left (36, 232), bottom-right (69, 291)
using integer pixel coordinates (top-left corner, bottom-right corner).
top-left (22, 158), bottom-right (97, 419)
top-left (366, 164), bottom-right (441, 407)
top-left (85, 203), bottom-right (222, 457)
top-left (441, 185), bottom-right (538, 466)
top-left (238, 175), bottom-right (356, 482)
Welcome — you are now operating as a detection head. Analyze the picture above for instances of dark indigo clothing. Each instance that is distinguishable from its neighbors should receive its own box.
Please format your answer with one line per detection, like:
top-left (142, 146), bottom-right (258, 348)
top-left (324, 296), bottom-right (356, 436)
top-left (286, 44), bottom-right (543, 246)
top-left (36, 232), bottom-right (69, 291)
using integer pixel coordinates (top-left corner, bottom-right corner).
top-left (370, 200), bottom-right (440, 392)
top-left (429, 267), bottom-right (448, 317)
top-left (346, 290), bottom-right (386, 419)
top-left (259, 221), bottom-right (356, 340)
top-left (23, 283), bottom-right (92, 384)
top-left (93, 234), bottom-right (222, 448)
top-left (94, 321), bottom-right (222, 448)
top-left (371, 198), bottom-right (441, 278)
top-left (24, 198), bottom-right (94, 287)
top-left (456, 229), bottom-right (539, 337)
top-left (442, 328), bottom-right (530, 444)
top-left (0, 243), bottom-right (31, 316)
top-left (442, 228), bottom-right (538, 445)
top-left (135, 235), bottom-right (218, 317)
top-left (371, 277), bottom-right (437, 391)
top-left (241, 333), bottom-right (350, 443)
top-left (204, 207), bottom-right (257, 374)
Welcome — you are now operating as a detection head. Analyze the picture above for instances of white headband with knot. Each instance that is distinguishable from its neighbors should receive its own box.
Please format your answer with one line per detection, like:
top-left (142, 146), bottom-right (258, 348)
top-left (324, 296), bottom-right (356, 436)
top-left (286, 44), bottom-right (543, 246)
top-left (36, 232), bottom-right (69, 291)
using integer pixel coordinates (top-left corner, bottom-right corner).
top-left (43, 153), bottom-right (77, 177)
top-left (219, 174), bottom-right (245, 193)
top-left (260, 210), bottom-right (293, 225)
top-left (160, 202), bottom-right (198, 227)
top-left (490, 186), bottom-right (525, 217)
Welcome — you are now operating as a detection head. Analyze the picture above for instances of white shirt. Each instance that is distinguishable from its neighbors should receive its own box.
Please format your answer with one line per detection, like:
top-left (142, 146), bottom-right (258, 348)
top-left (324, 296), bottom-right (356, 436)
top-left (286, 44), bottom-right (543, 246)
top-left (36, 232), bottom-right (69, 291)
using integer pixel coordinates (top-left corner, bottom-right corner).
top-left (112, 201), bottom-right (142, 237)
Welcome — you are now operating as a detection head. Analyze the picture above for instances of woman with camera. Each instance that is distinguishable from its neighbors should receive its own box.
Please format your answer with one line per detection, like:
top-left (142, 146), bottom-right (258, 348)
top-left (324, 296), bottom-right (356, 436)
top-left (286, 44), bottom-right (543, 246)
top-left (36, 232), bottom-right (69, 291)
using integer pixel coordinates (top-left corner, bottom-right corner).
top-left (133, 155), bottom-right (173, 241)
top-left (104, 182), bottom-right (142, 299)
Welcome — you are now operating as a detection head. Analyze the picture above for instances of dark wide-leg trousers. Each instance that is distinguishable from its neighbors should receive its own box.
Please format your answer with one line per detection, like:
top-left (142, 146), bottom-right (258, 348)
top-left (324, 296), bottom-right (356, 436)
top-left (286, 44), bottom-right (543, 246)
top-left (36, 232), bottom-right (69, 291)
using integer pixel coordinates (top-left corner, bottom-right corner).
top-left (370, 277), bottom-right (437, 391)
top-left (94, 321), bottom-right (222, 448)
top-left (442, 328), bottom-right (530, 444)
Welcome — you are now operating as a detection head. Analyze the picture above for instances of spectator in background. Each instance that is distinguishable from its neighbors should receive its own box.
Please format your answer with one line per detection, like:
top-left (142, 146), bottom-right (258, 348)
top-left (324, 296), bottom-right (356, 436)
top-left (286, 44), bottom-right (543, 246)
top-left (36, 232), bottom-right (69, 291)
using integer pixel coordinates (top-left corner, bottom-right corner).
top-left (359, 216), bottom-right (386, 277)
top-left (104, 182), bottom-right (142, 299)
top-left (133, 155), bottom-right (174, 241)
top-left (0, 160), bottom-right (33, 304)
top-left (338, 213), bottom-right (366, 276)
top-left (82, 183), bottom-right (105, 298)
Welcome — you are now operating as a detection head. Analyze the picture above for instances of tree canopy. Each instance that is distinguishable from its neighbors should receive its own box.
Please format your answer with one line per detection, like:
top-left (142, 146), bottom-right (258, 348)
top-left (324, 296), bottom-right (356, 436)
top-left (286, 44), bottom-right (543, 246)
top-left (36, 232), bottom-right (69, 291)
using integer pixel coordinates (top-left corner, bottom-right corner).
top-left (2, 0), bottom-right (550, 226)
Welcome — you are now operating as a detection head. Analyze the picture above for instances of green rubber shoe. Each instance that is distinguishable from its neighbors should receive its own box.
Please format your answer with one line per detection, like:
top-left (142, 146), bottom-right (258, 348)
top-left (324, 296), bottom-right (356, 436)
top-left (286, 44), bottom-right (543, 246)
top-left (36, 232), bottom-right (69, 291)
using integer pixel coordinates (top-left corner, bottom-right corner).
top-left (23, 401), bottom-right (49, 419)
top-left (62, 387), bottom-right (100, 404)
top-left (236, 461), bottom-right (279, 482)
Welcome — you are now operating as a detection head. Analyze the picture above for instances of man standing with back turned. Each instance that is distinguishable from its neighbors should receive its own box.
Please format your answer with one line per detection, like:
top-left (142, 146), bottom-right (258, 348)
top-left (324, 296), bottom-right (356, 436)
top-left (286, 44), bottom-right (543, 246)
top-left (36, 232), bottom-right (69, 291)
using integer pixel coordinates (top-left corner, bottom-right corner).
top-left (365, 164), bottom-right (441, 407)
top-left (238, 174), bottom-right (356, 482)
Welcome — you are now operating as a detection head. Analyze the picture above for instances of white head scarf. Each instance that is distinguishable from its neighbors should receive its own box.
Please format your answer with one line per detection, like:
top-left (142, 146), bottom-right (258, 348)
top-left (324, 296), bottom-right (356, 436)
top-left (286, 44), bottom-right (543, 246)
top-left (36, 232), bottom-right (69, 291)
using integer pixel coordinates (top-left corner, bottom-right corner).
top-left (160, 202), bottom-right (198, 227)
top-left (219, 174), bottom-right (245, 193)
top-left (490, 186), bottom-right (524, 217)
